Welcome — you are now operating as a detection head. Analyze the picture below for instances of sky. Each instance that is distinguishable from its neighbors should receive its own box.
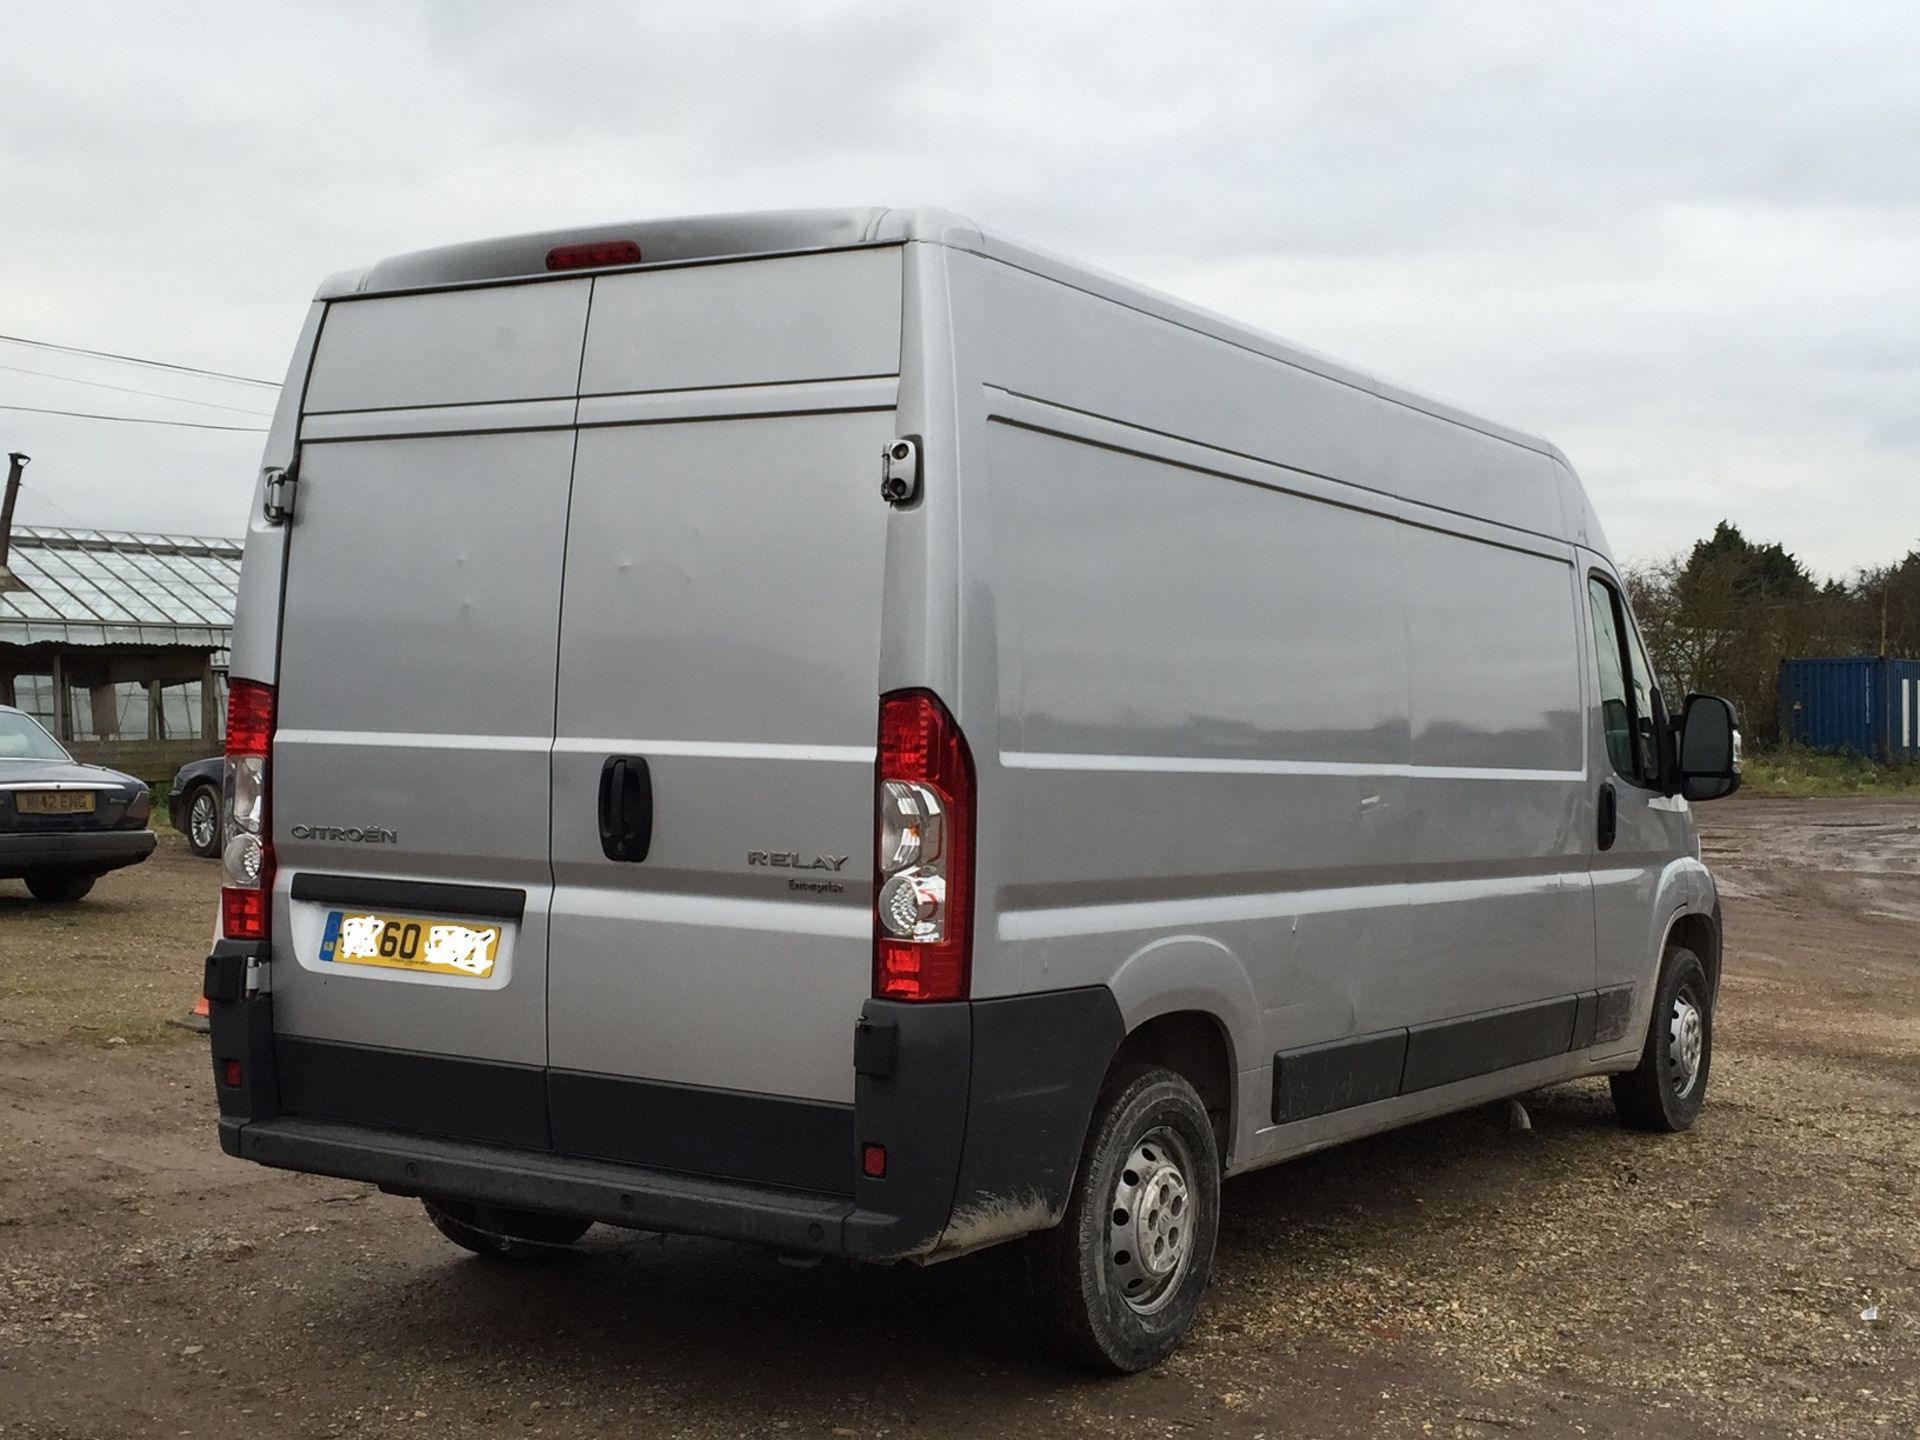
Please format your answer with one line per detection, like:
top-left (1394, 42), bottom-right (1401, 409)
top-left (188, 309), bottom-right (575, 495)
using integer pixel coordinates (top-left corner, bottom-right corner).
top-left (3, 0), bottom-right (1916, 579)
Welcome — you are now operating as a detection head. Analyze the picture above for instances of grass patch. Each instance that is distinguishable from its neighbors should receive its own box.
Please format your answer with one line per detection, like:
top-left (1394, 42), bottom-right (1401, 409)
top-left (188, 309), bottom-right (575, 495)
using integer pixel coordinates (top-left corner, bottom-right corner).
top-left (1741, 749), bottom-right (1920, 797)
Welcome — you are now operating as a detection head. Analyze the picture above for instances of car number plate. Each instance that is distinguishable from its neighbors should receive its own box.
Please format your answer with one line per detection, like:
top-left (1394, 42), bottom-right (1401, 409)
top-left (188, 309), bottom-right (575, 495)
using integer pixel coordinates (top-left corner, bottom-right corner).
top-left (15, 790), bottom-right (95, 814)
top-left (318, 910), bottom-right (501, 979)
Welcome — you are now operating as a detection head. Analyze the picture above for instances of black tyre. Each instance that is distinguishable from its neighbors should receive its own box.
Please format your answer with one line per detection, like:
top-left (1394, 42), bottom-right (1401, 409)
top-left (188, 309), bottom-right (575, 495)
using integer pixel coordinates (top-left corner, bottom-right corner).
top-left (1025, 1065), bottom-right (1221, 1372)
top-left (1611, 945), bottom-right (1713, 1132)
top-left (24, 869), bottom-right (96, 903)
top-left (185, 783), bottom-right (223, 858)
top-left (421, 1197), bottom-right (593, 1259)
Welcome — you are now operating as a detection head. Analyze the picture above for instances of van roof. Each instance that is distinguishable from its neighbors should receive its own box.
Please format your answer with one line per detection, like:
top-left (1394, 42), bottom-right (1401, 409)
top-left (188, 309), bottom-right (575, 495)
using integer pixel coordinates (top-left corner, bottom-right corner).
top-left (321, 206), bottom-right (1563, 463)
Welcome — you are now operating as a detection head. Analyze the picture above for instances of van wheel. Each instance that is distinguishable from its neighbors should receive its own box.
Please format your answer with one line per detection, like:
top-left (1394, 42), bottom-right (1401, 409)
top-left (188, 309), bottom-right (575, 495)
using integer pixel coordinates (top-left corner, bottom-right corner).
top-left (24, 870), bottom-right (96, 903)
top-left (1025, 1065), bottom-right (1220, 1372)
top-left (421, 1197), bottom-right (593, 1258)
top-left (1610, 946), bottom-right (1713, 1132)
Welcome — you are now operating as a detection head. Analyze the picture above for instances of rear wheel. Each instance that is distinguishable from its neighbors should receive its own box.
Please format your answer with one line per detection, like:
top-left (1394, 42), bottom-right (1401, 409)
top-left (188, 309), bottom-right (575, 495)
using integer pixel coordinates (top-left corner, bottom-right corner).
top-left (1611, 945), bottom-right (1713, 1132)
top-left (185, 784), bottom-right (222, 858)
top-left (421, 1197), bottom-right (593, 1259)
top-left (24, 870), bottom-right (96, 903)
top-left (1025, 1065), bottom-right (1220, 1372)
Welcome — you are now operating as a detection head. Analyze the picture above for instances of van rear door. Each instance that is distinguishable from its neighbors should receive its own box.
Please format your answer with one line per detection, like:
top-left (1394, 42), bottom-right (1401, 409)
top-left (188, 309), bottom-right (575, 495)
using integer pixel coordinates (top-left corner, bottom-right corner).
top-left (545, 249), bottom-right (902, 1194)
top-left (269, 280), bottom-right (589, 1147)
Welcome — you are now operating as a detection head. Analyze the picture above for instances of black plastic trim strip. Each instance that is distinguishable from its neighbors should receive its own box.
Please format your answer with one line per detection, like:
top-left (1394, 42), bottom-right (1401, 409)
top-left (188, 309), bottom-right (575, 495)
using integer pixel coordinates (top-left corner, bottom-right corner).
top-left (1272, 1027), bottom-right (1408, 1123)
top-left (549, 1071), bottom-right (855, 1198)
top-left (275, 1037), bottom-right (550, 1150)
top-left (288, 872), bottom-right (526, 921)
top-left (1273, 985), bottom-right (1638, 1124)
top-left (1401, 995), bottom-right (1580, 1093)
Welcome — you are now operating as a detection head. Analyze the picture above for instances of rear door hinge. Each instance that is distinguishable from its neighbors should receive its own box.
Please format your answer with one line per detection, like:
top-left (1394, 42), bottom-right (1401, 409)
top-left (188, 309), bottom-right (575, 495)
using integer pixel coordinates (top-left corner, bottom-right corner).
top-left (262, 465), bottom-right (298, 525)
top-left (881, 436), bottom-right (921, 506)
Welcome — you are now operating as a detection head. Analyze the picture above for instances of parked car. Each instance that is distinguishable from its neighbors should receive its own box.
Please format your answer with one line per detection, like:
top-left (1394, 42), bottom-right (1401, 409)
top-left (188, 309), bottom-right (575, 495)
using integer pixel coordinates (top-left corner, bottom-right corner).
top-left (205, 210), bottom-right (1741, 1372)
top-left (0, 703), bottom-right (157, 901)
top-left (168, 754), bottom-right (225, 859)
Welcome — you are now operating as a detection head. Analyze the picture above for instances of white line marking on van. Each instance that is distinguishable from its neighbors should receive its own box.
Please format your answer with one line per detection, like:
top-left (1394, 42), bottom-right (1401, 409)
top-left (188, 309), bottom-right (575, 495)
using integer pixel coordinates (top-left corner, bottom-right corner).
top-left (1000, 751), bottom-right (1585, 783)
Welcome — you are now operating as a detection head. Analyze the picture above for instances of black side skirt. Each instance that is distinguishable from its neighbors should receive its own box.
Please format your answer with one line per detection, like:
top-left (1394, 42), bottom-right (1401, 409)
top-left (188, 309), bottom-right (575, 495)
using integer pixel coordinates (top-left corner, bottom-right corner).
top-left (1272, 985), bottom-right (1636, 1125)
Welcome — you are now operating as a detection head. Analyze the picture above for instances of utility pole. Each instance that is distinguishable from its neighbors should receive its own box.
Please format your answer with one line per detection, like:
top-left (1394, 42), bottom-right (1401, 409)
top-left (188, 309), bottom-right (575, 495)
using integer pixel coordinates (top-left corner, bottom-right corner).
top-left (0, 451), bottom-right (26, 570)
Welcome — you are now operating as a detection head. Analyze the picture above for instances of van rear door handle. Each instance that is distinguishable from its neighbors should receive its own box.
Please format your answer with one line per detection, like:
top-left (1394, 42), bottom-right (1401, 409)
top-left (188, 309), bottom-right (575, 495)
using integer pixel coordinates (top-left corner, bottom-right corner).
top-left (598, 756), bottom-right (653, 863)
top-left (1596, 781), bottom-right (1617, 852)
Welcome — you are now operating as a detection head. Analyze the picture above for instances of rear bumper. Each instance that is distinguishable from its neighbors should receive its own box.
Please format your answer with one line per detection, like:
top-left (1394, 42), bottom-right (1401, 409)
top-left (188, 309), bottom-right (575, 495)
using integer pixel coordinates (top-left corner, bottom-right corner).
top-left (221, 1114), bottom-right (865, 1254)
top-left (0, 828), bottom-right (156, 878)
top-left (205, 942), bottom-right (1125, 1262)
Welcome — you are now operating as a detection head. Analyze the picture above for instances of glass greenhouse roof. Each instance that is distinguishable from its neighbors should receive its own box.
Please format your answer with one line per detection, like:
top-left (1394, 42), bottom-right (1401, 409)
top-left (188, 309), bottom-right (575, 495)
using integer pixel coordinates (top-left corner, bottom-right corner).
top-left (0, 526), bottom-right (241, 649)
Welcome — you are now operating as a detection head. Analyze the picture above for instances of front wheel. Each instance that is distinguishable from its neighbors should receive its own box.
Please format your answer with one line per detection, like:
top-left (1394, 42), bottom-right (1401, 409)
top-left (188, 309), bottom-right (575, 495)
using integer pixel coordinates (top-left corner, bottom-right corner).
top-left (1611, 945), bottom-right (1713, 1132)
top-left (421, 1197), bottom-right (593, 1259)
top-left (1025, 1066), bottom-right (1221, 1372)
top-left (24, 869), bottom-right (96, 903)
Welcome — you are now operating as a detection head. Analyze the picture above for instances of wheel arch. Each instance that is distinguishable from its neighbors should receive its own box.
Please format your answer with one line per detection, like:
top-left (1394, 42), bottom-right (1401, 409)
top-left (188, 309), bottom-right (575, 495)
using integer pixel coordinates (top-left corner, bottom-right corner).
top-left (1662, 904), bottom-right (1723, 1001)
top-left (1108, 1009), bottom-right (1237, 1166)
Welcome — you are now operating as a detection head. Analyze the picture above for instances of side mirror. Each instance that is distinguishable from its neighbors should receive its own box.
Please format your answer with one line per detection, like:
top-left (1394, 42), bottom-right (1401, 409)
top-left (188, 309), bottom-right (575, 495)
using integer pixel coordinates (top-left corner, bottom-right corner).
top-left (1673, 693), bottom-right (1741, 802)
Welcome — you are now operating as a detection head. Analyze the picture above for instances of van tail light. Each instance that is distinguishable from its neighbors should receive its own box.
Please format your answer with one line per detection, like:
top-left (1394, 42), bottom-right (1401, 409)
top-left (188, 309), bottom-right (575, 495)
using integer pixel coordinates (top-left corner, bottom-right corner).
top-left (873, 690), bottom-right (974, 1002)
top-left (220, 680), bottom-right (276, 942)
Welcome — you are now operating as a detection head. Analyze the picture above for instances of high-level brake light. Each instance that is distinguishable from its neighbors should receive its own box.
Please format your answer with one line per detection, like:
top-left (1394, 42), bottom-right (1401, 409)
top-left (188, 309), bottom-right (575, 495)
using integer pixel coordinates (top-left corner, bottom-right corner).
top-left (545, 239), bottom-right (642, 271)
top-left (220, 680), bottom-right (275, 942)
top-left (873, 690), bottom-right (974, 1002)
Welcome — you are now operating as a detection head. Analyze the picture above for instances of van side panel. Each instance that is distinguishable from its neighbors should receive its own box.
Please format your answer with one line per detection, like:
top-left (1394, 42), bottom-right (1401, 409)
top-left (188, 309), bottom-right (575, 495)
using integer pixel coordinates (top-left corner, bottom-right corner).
top-left (1392, 522), bottom-right (1593, 1025)
top-left (980, 418), bottom-right (1414, 1056)
top-left (947, 250), bottom-right (1598, 1173)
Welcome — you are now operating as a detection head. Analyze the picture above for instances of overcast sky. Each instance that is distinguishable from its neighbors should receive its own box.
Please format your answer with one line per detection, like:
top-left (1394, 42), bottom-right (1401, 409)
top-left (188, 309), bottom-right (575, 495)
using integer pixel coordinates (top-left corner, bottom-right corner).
top-left (4, 1), bottom-right (1916, 578)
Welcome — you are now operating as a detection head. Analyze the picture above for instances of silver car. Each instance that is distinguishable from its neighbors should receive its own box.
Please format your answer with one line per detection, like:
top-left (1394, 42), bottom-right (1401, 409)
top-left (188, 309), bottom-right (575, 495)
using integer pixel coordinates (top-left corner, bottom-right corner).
top-left (204, 210), bottom-right (1740, 1370)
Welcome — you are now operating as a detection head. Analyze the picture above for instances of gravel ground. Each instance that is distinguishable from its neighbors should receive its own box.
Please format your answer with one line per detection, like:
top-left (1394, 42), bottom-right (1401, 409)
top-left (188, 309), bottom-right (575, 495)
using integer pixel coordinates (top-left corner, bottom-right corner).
top-left (1, 797), bottom-right (1915, 1438)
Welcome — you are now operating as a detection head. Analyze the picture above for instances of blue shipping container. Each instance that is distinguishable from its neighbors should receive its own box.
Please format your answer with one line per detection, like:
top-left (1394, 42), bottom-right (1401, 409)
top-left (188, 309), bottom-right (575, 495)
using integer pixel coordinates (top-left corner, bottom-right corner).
top-left (1778, 656), bottom-right (1920, 761)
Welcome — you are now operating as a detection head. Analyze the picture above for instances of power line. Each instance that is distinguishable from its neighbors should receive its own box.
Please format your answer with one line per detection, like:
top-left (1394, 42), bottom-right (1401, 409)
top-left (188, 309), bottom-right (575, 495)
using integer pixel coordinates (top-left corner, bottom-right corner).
top-left (0, 361), bottom-right (275, 417)
top-left (0, 332), bottom-right (278, 387)
top-left (0, 403), bottom-right (268, 433)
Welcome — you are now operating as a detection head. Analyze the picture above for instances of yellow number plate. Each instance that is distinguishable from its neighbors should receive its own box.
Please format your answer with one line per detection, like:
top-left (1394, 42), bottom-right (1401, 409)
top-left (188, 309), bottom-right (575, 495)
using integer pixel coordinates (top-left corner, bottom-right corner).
top-left (318, 910), bottom-right (501, 979)
top-left (16, 790), bottom-right (95, 814)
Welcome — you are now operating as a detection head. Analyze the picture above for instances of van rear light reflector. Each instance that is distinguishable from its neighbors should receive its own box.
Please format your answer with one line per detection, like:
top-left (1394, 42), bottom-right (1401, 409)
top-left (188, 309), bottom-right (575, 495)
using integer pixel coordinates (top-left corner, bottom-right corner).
top-left (222, 1059), bottom-right (243, 1088)
top-left (873, 690), bottom-right (974, 1002)
top-left (862, 1144), bottom-right (888, 1179)
top-left (221, 680), bottom-right (276, 942)
top-left (221, 884), bottom-right (269, 942)
top-left (545, 239), bottom-right (642, 271)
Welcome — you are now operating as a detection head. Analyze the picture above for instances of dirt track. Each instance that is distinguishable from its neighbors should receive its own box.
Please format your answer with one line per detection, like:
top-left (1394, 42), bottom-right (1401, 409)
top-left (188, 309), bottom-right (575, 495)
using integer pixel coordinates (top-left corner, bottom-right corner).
top-left (2, 797), bottom-right (1916, 1438)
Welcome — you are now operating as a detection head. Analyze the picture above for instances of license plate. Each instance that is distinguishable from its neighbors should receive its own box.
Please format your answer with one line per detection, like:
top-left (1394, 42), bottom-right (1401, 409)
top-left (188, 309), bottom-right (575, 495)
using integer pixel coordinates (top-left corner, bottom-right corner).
top-left (318, 910), bottom-right (501, 979)
top-left (16, 790), bottom-right (95, 814)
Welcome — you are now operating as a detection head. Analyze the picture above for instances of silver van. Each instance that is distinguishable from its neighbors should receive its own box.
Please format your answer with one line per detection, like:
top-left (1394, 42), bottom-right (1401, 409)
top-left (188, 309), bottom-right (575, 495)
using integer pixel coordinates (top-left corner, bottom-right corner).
top-left (205, 209), bottom-right (1740, 1371)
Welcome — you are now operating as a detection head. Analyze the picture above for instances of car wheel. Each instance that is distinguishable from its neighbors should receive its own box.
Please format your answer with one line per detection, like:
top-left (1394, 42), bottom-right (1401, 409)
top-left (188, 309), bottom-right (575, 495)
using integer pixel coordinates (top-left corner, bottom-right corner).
top-left (1610, 945), bottom-right (1713, 1132)
top-left (421, 1197), bottom-right (593, 1259)
top-left (186, 783), bottom-right (222, 858)
top-left (24, 870), bottom-right (96, 903)
top-left (1025, 1065), bottom-right (1220, 1372)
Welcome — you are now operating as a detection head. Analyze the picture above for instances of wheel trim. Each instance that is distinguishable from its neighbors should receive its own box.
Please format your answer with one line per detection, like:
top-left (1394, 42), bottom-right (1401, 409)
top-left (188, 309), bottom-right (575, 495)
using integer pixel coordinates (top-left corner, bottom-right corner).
top-left (1107, 1125), bottom-right (1196, 1315)
top-left (1667, 987), bottom-right (1706, 1099)
top-left (189, 791), bottom-right (218, 849)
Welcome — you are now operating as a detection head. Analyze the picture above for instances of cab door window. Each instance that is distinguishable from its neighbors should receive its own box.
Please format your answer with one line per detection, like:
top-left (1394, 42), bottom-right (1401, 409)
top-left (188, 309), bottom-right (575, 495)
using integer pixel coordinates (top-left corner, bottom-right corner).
top-left (1587, 576), bottom-right (1662, 788)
